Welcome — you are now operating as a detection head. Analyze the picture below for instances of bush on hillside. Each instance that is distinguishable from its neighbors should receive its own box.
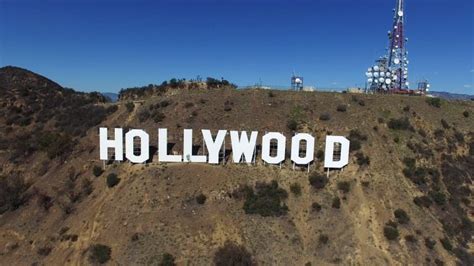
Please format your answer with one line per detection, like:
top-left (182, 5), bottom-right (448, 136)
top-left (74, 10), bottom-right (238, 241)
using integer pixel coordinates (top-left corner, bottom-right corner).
top-left (106, 173), bottom-right (120, 188)
top-left (89, 244), bottom-right (111, 264)
top-left (414, 196), bottom-right (432, 208)
top-left (336, 104), bottom-right (347, 112)
top-left (243, 181), bottom-right (288, 217)
top-left (383, 225), bottom-right (399, 240)
top-left (290, 183), bottom-right (302, 197)
top-left (426, 97), bottom-right (441, 108)
top-left (0, 175), bottom-right (30, 213)
top-left (337, 181), bottom-right (350, 193)
top-left (388, 117), bottom-right (413, 131)
top-left (319, 113), bottom-right (331, 121)
top-left (125, 102), bottom-right (134, 112)
top-left (309, 173), bottom-right (328, 189)
top-left (319, 234), bottom-right (329, 244)
top-left (439, 237), bottom-right (452, 252)
top-left (214, 241), bottom-right (255, 266)
top-left (92, 165), bottom-right (103, 177)
top-left (424, 237), bottom-right (436, 249)
top-left (332, 197), bottom-right (341, 209)
top-left (462, 110), bottom-right (469, 118)
top-left (159, 253), bottom-right (176, 266)
top-left (394, 208), bottom-right (410, 224)
top-left (196, 193), bottom-right (207, 205)
top-left (137, 109), bottom-right (150, 122)
top-left (312, 202), bottom-right (322, 212)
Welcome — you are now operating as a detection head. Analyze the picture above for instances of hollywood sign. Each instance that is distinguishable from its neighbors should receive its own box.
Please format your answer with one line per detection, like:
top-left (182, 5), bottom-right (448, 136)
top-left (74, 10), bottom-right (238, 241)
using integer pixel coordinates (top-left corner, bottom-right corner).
top-left (99, 128), bottom-right (350, 169)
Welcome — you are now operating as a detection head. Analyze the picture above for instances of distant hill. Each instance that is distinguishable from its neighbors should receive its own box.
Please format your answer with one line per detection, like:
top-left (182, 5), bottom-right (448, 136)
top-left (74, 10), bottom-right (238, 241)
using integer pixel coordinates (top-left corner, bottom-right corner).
top-left (429, 91), bottom-right (474, 101)
top-left (0, 66), bottom-right (473, 265)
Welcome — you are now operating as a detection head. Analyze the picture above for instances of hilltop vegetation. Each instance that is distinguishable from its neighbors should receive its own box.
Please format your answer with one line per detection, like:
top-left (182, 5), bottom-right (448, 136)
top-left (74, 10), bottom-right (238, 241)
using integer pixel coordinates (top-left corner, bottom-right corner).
top-left (0, 66), bottom-right (472, 265)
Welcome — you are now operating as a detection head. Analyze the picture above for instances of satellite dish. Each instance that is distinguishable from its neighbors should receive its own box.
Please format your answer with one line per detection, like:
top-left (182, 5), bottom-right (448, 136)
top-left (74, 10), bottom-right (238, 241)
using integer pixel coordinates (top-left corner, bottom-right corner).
top-left (374, 66), bottom-right (380, 71)
top-left (368, 78), bottom-right (373, 83)
top-left (394, 58), bottom-right (400, 64)
top-left (398, 11), bottom-right (404, 17)
top-left (386, 72), bottom-right (391, 77)
top-left (380, 72), bottom-right (385, 77)
top-left (295, 78), bottom-right (302, 83)
top-left (374, 79), bottom-right (379, 83)
top-left (393, 75), bottom-right (398, 80)
top-left (368, 67), bottom-right (372, 72)
top-left (379, 78), bottom-right (385, 83)
top-left (374, 72), bottom-right (380, 78)
top-left (405, 82), bottom-right (410, 86)
top-left (427, 84), bottom-right (431, 88)
top-left (385, 79), bottom-right (392, 85)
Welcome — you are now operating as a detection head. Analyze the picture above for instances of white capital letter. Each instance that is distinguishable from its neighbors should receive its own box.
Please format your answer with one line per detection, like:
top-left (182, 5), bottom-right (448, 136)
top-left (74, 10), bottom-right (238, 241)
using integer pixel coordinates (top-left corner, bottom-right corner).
top-left (202, 129), bottom-right (227, 164)
top-left (262, 132), bottom-right (286, 164)
top-left (158, 128), bottom-right (182, 162)
top-left (125, 129), bottom-right (149, 163)
top-left (183, 129), bottom-right (206, 163)
top-left (230, 131), bottom-right (258, 163)
top-left (100, 128), bottom-right (123, 161)
top-left (324, 136), bottom-right (350, 168)
top-left (291, 133), bottom-right (315, 165)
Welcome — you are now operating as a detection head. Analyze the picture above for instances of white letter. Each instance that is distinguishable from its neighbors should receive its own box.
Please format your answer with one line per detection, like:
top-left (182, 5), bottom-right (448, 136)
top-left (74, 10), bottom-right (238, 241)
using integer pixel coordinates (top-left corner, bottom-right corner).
top-left (324, 136), bottom-right (350, 168)
top-left (230, 131), bottom-right (258, 163)
top-left (125, 129), bottom-right (149, 163)
top-left (262, 132), bottom-right (286, 164)
top-left (100, 128), bottom-right (123, 161)
top-left (183, 129), bottom-right (206, 163)
top-left (158, 128), bottom-right (182, 162)
top-left (291, 133), bottom-right (315, 165)
top-left (202, 129), bottom-right (227, 164)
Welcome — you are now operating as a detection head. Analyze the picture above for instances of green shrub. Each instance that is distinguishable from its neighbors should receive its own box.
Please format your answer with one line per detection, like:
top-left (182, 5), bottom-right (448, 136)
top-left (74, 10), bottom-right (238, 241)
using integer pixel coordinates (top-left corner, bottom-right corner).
top-left (337, 181), bottom-right (350, 193)
top-left (414, 196), bottom-right (432, 208)
top-left (383, 225), bottom-right (399, 240)
top-left (336, 104), bottom-right (347, 112)
top-left (125, 102), bottom-right (134, 112)
top-left (319, 113), bottom-right (331, 121)
top-left (319, 234), bottom-right (329, 244)
top-left (243, 181), bottom-right (288, 217)
top-left (312, 202), bottom-right (322, 212)
top-left (424, 237), bottom-right (436, 249)
top-left (0, 175), bottom-right (30, 212)
top-left (92, 165), bottom-right (103, 177)
top-left (138, 109), bottom-right (150, 122)
top-left (394, 209), bottom-right (410, 224)
top-left (429, 191), bottom-right (446, 205)
top-left (89, 244), bottom-right (111, 264)
top-left (309, 173), bottom-right (328, 189)
top-left (426, 97), bottom-right (441, 108)
top-left (439, 237), bottom-right (452, 252)
top-left (440, 119), bottom-right (450, 129)
top-left (106, 173), bottom-right (120, 188)
top-left (355, 152), bottom-right (370, 166)
top-left (332, 197), bottom-right (341, 209)
top-left (462, 111), bottom-right (469, 118)
top-left (214, 241), bottom-right (255, 266)
top-left (404, 235), bottom-right (417, 243)
top-left (152, 111), bottom-right (166, 123)
top-left (388, 117), bottom-right (413, 131)
top-left (160, 253), bottom-right (176, 266)
top-left (196, 193), bottom-right (207, 204)
top-left (290, 183), bottom-right (302, 197)
top-left (287, 119), bottom-right (298, 131)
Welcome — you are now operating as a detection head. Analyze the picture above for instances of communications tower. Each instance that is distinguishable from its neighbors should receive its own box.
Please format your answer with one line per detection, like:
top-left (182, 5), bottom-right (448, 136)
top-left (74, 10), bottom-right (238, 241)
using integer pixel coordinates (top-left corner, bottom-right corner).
top-left (365, 0), bottom-right (410, 93)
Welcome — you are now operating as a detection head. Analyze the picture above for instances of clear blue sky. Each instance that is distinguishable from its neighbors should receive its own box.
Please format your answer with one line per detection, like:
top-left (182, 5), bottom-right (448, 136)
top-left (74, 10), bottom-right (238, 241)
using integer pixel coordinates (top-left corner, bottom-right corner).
top-left (1, 0), bottom-right (473, 94)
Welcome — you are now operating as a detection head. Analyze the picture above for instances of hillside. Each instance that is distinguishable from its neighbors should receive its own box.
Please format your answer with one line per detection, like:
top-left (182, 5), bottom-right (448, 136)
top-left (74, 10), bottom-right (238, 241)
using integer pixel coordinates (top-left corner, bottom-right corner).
top-left (0, 67), bottom-right (473, 265)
